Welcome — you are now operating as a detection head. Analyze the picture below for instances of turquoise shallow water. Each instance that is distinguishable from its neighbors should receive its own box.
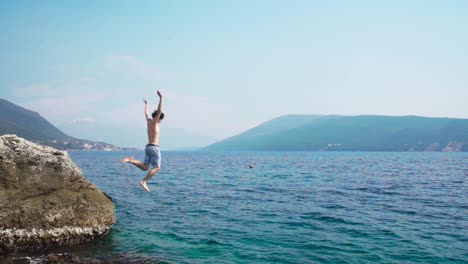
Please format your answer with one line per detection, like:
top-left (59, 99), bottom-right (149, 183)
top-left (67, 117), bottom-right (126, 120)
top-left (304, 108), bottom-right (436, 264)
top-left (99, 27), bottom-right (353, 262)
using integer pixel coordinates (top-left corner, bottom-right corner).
top-left (12, 151), bottom-right (468, 263)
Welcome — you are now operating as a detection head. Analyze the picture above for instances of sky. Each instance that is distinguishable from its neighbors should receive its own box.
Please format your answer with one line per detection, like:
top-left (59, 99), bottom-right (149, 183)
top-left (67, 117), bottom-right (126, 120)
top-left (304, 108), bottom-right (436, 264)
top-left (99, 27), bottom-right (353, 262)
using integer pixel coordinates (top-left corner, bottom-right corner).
top-left (1, 0), bottom-right (467, 149)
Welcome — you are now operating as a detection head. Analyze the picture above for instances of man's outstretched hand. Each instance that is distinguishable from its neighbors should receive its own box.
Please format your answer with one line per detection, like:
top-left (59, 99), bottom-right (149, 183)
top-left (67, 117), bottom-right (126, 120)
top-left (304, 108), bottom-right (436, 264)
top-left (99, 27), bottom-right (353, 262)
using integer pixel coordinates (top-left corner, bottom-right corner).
top-left (143, 98), bottom-right (148, 104)
top-left (157, 90), bottom-right (162, 98)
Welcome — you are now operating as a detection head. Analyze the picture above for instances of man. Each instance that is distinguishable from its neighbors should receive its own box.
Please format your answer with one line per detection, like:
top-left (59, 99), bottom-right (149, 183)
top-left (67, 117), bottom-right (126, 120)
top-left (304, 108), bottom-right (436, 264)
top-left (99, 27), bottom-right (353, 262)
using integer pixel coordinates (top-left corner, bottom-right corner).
top-left (121, 90), bottom-right (164, 192)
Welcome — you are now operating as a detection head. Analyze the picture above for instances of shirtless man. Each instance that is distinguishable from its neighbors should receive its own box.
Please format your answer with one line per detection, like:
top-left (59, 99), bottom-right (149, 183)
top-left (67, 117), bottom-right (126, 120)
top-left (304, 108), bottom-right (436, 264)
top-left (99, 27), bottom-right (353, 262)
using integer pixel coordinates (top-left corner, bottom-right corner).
top-left (121, 90), bottom-right (164, 192)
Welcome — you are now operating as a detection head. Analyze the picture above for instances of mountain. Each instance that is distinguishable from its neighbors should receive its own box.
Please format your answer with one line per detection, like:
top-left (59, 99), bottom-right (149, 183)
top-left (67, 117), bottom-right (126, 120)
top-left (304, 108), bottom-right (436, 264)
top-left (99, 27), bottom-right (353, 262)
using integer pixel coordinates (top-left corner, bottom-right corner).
top-left (0, 98), bottom-right (121, 150)
top-left (202, 115), bottom-right (468, 151)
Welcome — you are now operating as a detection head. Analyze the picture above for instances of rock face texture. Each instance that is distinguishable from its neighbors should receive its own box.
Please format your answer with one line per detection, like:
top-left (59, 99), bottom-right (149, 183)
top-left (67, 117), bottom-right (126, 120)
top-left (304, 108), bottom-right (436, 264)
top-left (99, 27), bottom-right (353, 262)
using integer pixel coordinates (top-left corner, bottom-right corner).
top-left (0, 135), bottom-right (115, 252)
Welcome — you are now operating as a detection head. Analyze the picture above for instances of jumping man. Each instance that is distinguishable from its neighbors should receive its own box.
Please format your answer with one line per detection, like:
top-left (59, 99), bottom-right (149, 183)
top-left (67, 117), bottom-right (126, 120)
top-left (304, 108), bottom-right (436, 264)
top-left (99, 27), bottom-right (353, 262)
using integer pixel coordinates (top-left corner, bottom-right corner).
top-left (121, 90), bottom-right (164, 192)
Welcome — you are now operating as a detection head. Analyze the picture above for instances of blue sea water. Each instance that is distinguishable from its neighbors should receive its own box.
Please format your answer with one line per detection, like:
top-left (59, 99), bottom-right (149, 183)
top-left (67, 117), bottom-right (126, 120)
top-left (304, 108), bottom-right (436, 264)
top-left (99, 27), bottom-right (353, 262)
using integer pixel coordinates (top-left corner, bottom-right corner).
top-left (19, 151), bottom-right (468, 263)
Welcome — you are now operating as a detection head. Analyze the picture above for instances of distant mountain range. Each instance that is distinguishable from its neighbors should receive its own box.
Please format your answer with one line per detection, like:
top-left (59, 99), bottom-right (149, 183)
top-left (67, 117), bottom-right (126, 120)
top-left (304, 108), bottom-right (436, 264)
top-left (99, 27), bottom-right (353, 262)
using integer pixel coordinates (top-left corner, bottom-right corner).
top-left (202, 115), bottom-right (468, 151)
top-left (0, 98), bottom-right (122, 150)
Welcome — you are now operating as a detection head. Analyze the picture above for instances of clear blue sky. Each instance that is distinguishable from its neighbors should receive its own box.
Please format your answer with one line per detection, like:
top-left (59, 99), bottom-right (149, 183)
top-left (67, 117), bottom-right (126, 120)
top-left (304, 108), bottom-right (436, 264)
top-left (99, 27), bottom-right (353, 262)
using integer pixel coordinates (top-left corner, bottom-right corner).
top-left (1, 0), bottom-right (467, 149)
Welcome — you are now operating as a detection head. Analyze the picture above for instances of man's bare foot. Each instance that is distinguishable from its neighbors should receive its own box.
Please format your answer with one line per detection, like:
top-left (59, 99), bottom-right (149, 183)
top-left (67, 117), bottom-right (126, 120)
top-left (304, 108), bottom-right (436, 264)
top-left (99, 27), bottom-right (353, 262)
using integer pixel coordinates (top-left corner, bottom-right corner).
top-left (121, 157), bottom-right (134, 163)
top-left (140, 181), bottom-right (150, 192)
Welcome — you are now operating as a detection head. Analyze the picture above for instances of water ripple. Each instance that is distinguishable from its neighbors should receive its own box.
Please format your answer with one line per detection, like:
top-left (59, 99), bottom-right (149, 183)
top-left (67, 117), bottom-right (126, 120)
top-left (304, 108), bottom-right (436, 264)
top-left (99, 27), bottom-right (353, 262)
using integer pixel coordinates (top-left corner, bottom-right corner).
top-left (40, 150), bottom-right (468, 264)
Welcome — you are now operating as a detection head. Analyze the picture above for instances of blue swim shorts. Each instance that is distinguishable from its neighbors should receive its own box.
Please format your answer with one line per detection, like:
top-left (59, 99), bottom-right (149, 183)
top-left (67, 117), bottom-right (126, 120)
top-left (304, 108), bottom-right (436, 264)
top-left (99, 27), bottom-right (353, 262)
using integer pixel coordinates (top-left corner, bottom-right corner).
top-left (143, 144), bottom-right (161, 168)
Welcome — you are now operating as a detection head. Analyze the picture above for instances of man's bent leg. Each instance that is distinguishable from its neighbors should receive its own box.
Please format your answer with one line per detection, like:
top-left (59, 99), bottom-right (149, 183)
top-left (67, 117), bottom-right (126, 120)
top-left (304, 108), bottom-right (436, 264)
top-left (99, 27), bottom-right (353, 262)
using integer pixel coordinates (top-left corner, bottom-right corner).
top-left (121, 157), bottom-right (149, 171)
top-left (140, 167), bottom-right (160, 192)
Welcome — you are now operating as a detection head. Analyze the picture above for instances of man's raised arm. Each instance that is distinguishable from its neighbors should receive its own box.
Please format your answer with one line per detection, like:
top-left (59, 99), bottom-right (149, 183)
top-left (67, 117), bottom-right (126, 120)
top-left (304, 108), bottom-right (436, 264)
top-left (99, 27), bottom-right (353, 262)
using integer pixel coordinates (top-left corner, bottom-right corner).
top-left (143, 99), bottom-right (150, 120)
top-left (154, 90), bottom-right (163, 122)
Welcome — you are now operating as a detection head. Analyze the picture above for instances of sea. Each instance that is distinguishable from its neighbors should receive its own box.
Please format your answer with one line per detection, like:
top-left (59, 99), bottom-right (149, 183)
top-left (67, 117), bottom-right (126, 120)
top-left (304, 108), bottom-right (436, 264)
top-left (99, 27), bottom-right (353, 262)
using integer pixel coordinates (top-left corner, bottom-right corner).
top-left (7, 151), bottom-right (468, 263)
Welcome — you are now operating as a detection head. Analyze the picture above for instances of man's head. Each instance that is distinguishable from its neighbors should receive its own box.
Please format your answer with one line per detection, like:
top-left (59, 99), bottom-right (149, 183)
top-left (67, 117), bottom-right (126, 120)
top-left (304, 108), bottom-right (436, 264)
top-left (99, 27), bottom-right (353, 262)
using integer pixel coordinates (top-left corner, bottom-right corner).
top-left (152, 110), bottom-right (165, 121)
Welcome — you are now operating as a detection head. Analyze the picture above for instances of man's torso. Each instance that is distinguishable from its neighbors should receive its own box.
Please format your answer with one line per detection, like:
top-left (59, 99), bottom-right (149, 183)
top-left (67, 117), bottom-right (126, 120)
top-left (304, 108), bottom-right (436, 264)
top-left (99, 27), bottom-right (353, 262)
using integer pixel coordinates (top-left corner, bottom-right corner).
top-left (147, 119), bottom-right (160, 145)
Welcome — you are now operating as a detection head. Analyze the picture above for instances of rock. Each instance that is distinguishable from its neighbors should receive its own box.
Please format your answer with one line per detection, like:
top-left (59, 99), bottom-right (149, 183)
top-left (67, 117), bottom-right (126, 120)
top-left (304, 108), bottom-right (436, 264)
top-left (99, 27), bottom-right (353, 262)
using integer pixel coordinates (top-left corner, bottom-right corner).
top-left (2, 253), bottom-right (103, 264)
top-left (41, 253), bottom-right (103, 264)
top-left (0, 135), bottom-right (115, 252)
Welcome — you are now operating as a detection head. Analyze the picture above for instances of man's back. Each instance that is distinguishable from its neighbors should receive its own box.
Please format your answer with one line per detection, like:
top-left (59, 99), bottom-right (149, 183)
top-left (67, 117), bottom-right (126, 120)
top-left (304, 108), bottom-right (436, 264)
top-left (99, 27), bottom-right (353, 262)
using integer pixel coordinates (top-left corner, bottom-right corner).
top-left (147, 119), bottom-right (160, 145)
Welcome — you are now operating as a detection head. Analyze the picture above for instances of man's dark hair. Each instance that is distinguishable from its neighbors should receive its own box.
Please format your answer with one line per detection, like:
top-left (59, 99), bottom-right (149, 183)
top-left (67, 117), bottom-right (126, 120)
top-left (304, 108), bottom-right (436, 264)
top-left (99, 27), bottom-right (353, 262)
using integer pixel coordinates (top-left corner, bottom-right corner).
top-left (152, 110), bottom-right (165, 121)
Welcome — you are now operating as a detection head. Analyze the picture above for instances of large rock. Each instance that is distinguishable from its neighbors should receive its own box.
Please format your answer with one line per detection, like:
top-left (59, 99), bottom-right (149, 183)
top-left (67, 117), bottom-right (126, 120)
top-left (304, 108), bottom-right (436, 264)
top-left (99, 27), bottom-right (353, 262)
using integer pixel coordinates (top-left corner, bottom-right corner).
top-left (0, 135), bottom-right (115, 252)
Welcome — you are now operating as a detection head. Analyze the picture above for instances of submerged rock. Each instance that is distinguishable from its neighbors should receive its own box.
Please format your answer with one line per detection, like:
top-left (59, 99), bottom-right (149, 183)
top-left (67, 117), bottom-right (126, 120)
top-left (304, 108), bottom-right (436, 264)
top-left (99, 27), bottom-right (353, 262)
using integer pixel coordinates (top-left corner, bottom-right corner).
top-left (0, 135), bottom-right (115, 252)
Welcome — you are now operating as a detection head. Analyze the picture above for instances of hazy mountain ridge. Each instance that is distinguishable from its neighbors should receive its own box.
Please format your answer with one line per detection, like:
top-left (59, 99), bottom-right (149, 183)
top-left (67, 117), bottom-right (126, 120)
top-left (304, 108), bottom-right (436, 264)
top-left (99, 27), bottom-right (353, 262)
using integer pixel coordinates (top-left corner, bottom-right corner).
top-left (0, 98), bottom-right (121, 150)
top-left (202, 115), bottom-right (467, 151)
